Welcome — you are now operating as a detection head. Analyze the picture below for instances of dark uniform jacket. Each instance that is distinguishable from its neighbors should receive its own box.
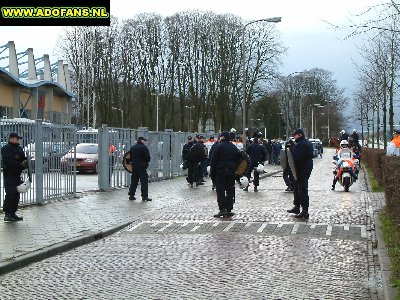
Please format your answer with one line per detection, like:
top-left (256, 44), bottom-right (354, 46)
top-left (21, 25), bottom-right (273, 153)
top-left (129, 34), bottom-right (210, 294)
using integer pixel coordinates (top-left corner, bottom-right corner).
top-left (210, 140), bottom-right (240, 174)
top-left (182, 141), bottom-right (195, 161)
top-left (129, 143), bottom-right (151, 170)
top-left (246, 142), bottom-right (266, 165)
top-left (340, 133), bottom-right (349, 141)
top-left (1, 142), bottom-right (26, 177)
top-left (292, 136), bottom-right (314, 178)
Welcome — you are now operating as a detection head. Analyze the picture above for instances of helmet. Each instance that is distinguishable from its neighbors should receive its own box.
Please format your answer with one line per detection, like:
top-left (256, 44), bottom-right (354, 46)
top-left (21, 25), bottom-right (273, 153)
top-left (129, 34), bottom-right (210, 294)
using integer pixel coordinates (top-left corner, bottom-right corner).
top-left (239, 176), bottom-right (249, 187)
top-left (340, 140), bottom-right (349, 148)
top-left (340, 130), bottom-right (345, 134)
top-left (353, 129), bottom-right (357, 133)
top-left (256, 164), bottom-right (264, 173)
top-left (230, 128), bottom-right (236, 133)
top-left (17, 180), bottom-right (31, 193)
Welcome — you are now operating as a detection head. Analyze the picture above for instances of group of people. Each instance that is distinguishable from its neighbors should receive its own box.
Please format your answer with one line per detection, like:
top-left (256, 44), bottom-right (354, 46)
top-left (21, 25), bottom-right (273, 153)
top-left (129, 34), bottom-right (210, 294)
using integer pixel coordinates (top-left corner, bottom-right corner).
top-left (180, 128), bottom-right (315, 219)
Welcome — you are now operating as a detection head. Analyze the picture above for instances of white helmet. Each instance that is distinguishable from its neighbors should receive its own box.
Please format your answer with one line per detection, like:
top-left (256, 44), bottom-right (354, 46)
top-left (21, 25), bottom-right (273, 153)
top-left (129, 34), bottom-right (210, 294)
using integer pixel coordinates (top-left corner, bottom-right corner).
top-left (256, 164), bottom-right (264, 173)
top-left (239, 176), bottom-right (249, 187)
top-left (180, 163), bottom-right (184, 170)
top-left (206, 166), bottom-right (211, 174)
top-left (340, 140), bottom-right (349, 148)
top-left (353, 129), bottom-right (357, 133)
top-left (340, 130), bottom-right (345, 134)
top-left (17, 180), bottom-right (31, 193)
top-left (230, 128), bottom-right (236, 133)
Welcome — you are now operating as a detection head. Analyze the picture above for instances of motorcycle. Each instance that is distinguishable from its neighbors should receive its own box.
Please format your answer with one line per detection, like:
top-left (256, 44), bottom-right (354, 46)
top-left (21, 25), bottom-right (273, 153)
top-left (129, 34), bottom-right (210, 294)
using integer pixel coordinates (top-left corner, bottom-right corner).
top-left (332, 158), bottom-right (358, 192)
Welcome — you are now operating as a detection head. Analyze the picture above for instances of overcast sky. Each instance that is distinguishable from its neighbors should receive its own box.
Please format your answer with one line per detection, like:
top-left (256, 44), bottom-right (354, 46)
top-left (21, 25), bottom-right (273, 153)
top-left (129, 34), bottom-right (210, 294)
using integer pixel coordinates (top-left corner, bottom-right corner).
top-left (0, 0), bottom-right (390, 129)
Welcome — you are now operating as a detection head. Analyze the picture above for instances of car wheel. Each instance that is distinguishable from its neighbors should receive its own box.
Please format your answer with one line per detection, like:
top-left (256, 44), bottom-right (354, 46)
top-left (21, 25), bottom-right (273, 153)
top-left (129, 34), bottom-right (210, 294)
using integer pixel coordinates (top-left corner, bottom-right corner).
top-left (94, 162), bottom-right (99, 174)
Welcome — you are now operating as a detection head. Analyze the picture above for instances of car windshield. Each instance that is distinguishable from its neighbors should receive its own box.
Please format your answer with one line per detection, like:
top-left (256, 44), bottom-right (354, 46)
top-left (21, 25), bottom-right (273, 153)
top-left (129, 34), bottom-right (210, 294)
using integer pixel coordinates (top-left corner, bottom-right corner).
top-left (74, 144), bottom-right (98, 154)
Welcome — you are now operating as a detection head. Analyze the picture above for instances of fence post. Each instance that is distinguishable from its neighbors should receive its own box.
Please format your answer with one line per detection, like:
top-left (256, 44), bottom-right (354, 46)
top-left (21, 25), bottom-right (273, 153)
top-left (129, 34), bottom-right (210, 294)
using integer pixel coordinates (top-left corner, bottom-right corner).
top-left (98, 124), bottom-right (109, 191)
top-left (163, 129), bottom-right (173, 178)
top-left (35, 120), bottom-right (44, 205)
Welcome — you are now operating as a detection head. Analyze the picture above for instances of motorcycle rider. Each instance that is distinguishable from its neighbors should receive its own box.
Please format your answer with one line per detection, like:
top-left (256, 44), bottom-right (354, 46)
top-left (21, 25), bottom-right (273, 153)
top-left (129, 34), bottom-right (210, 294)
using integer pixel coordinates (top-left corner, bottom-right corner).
top-left (331, 140), bottom-right (359, 190)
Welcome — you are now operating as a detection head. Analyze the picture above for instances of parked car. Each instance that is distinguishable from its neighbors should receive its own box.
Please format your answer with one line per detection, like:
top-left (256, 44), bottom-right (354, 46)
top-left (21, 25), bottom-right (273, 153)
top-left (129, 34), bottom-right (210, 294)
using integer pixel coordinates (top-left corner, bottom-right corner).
top-left (60, 143), bottom-right (99, 173)
top-left (24, 142), bottom-right (68, 171)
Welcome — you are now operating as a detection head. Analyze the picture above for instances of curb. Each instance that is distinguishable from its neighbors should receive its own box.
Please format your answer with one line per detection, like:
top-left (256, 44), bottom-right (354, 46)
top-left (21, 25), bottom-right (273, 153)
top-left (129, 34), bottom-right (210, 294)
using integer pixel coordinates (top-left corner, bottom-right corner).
top-left (0, 221), bottom-right (133, 276)
top-left (374, 213), bottom-right (398, 300)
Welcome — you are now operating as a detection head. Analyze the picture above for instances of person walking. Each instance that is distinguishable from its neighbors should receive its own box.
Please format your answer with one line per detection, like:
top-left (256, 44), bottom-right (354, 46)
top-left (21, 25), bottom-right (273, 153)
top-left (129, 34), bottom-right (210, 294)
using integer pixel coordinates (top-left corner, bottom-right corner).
top-left (286, 129), bottom-right (314, 219)
top-left (182, 136), bottom-right (195, 185)
top-left (210, 131), bottom-right (240, 218)
top-left (128, 137), bottom-right (152, 201)
top-left (1, 132), bottom-right (28, 222)
top-left (386, 128), bottom-right (400, 156)
top-left (244, 137), bottom-right (266, 192)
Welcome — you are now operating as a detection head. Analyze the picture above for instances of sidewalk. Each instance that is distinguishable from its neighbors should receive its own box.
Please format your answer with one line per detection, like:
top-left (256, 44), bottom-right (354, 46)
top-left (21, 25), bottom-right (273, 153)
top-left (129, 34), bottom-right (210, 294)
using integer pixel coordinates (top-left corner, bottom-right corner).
top-left (0, 162), bottom-right (283, 275)
top-left (0, 151), bottom-right (395, 299)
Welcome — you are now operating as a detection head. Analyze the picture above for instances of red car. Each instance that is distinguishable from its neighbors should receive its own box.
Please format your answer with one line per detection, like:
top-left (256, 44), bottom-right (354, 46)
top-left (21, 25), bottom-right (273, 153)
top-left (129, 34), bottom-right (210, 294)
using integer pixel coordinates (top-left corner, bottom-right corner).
top-left (60, 143), bottom-right (99, 173)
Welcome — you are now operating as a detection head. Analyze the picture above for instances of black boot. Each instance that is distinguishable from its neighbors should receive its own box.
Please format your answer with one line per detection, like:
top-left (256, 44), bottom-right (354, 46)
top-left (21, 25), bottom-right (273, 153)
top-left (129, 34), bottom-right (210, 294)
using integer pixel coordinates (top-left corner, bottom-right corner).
top-left (294, 208), bottom-right (309, 219)
top-left (331, 178), bottom-right (337, 190)
top-left (213, 209), bottom-right (228, 218)
top-left (287, 206), bottom-right (300, 214)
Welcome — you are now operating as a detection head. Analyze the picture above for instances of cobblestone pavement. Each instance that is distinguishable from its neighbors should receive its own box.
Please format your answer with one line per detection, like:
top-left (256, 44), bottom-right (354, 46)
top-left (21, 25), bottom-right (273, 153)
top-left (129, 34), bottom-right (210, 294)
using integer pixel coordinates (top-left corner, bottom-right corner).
top-left (0, 149), bottom-right (387, 299)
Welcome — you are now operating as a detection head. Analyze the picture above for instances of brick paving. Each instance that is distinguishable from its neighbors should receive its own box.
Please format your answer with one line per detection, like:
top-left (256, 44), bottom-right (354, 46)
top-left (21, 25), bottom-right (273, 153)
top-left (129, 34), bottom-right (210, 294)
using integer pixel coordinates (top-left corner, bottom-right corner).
top-left (0, 149), bottom-right (389, 299)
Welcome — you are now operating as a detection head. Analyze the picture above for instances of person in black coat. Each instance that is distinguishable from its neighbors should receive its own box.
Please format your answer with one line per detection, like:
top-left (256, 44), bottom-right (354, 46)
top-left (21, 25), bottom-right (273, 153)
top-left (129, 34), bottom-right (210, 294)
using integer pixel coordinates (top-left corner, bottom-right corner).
top-left (210, 131), bottom-right (240, 218)
top-left (1, 132), bottom-right (27, 221)
top-left (208, 137), bottom-right (220, 190)
top-left (340, 130), bottom-right (349, 141)
top-left (129, 136), bottom-right (151, 201)
top-left (286, 129), bottom-right (314, 219)
top-left (245, 137), bottom-right (266, 192)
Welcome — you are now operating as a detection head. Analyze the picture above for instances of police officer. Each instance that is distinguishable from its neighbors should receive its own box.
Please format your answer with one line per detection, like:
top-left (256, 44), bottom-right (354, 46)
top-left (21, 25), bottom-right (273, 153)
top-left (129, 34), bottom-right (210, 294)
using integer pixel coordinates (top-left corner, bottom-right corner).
top-left (286, 128), bottom-right (314, 219)
top-left (245, 137), bottom-right (266, 192)
top-left (340, 130), bottom-right (349, 141)
top-left (210, 131), bottom-right (240, 218)
top-left (1, 132), bottom-right (27, 222)
top-left (182, 136), bottom-right (194, 178)
top-left (129, 137), bottom-right (151, 201)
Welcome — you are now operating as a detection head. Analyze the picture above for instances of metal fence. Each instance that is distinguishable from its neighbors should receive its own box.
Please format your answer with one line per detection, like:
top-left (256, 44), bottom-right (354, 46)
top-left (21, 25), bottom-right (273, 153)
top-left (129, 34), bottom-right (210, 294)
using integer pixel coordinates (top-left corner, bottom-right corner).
top-left (1, 118), bottom-right (193, 208)
top-left (1, 119), bottom-right (77, 207)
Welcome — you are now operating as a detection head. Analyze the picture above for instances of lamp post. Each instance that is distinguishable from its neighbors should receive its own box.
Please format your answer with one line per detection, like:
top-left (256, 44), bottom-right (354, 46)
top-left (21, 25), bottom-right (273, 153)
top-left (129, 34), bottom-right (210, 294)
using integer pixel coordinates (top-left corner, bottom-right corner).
top-left (242, 17), bottom-right (281, 147)
top-left (278, 112), bottom-right (283, 138)
top-left (327, 100), bottom-right (332, 138)
top-left (185, 105), bottom-right (194, 132)
top-left (151, 93), bottom-right (164, 132)
top-left (311, 104), bottom-right (324, 139)
top-left (112, 107), bottom-right (123, 128)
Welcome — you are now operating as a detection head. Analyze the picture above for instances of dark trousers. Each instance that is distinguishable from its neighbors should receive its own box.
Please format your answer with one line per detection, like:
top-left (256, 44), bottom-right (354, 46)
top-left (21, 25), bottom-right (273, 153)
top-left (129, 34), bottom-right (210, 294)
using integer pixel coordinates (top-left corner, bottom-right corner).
top-left (293, 174), bottom-right (311, 208)
top-left (129, 168), bottom-right (148, 198)
top-left (187, 161), bottom-right (200, 184)
top-left (283, 166), bottom-right (294, 188)
top-left (3, 175), bottom-right (22, 214)
top-left (246, 164), bottom-right (259, 186)
top-left (215, 168), bottom-right (236, 211)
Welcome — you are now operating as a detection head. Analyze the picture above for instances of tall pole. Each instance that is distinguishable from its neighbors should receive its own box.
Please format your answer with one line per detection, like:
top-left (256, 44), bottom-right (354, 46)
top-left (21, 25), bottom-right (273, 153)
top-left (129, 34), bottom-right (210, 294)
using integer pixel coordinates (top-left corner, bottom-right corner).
top-left (311, 106), bottom-right (314, 138)
top-left (242, 17), bottom-right (281, 148)
top-left (156, 94), bottom-right (159, 132)
top-left (327, 101), bottom-right (331, 138)
top-left (152, 93), bottom-right (164, 132)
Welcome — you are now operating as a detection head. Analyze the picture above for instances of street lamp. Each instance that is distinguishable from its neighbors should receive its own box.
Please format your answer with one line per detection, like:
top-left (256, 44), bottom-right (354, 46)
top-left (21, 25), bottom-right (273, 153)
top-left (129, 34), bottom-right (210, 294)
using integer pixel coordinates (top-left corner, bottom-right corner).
top-left (242, 17), bottom-right (281, 147)
top-left (151, 93), bottom-right (164, 132)
top-left (112, 107), bottom-right (123, 128)
top-left (327, 100), bottom-right (332, 138)
top-left (311, 104), bottom-right (324, 139)
top-left (185, 105), bottom-right (195, 132)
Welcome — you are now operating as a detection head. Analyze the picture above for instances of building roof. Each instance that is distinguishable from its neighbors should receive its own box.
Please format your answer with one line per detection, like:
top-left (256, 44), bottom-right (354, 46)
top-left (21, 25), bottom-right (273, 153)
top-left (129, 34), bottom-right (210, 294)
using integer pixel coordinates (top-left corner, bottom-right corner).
top-left (0, 66), bottom-right (75, 98)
